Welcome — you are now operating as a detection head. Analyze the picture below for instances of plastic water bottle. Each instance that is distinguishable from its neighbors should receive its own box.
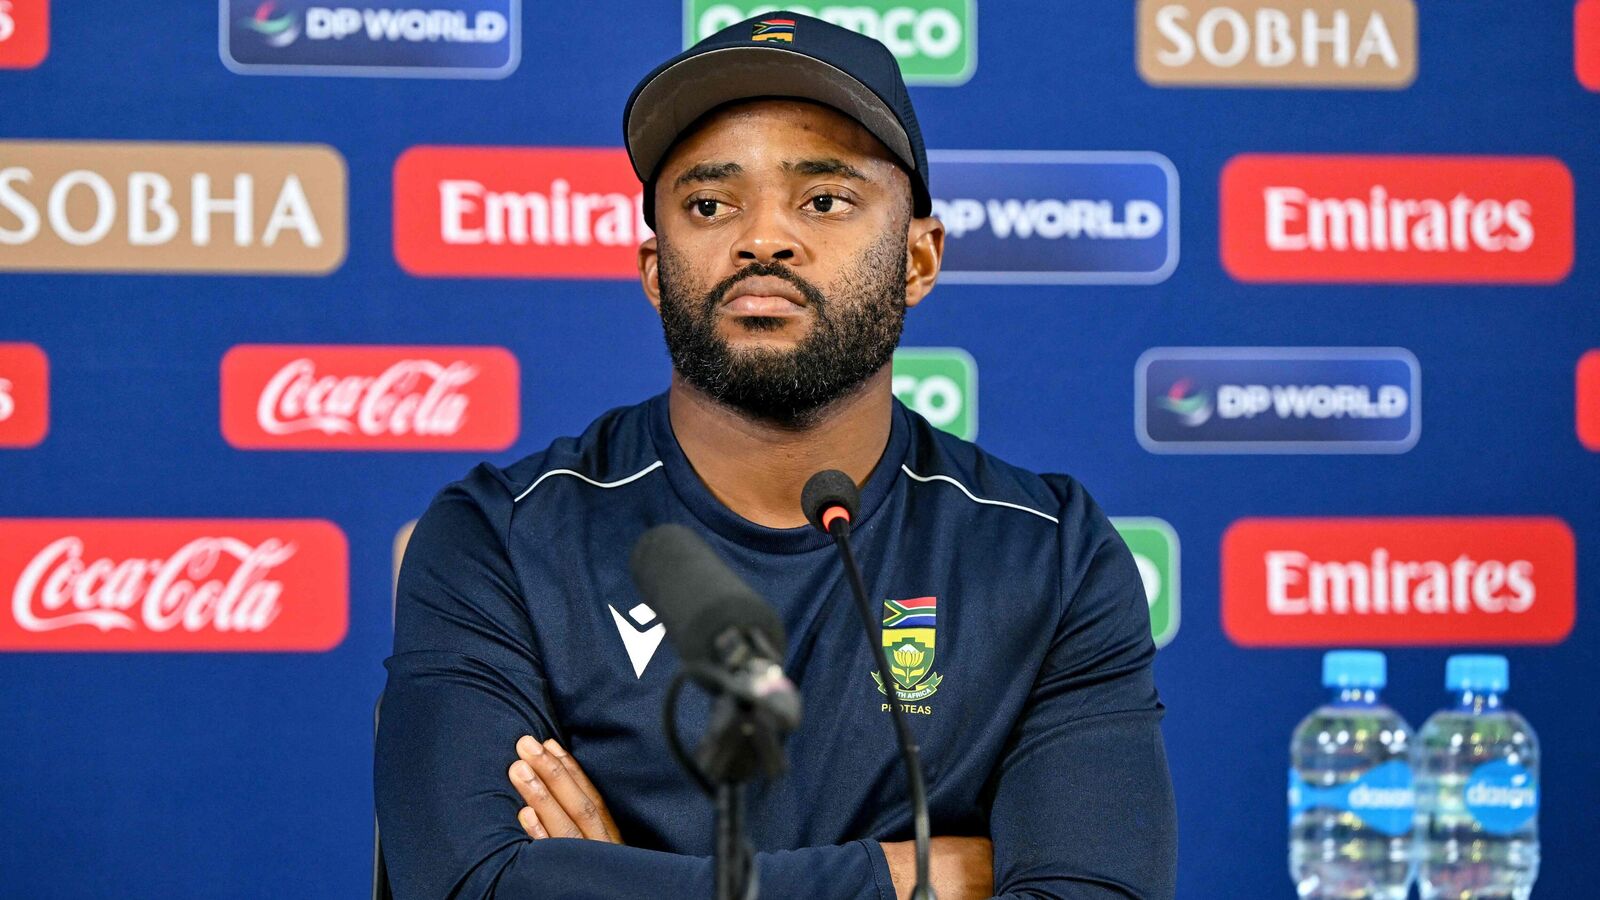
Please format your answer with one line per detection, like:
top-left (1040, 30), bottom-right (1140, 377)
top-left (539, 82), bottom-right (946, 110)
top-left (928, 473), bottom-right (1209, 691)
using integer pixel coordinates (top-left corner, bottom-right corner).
top-left (1416, 655), bottom-right (1540, 900)
top-left (1289, 650), bottom-right (1416, 899)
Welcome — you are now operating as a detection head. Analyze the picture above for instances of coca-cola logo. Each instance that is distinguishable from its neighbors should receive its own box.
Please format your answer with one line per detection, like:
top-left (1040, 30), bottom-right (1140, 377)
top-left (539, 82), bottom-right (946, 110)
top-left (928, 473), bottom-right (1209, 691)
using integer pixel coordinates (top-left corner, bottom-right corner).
top-left (1222, 517), bottom-right (1575, 646)
top-left (0, 520), bottom-right (347, 651)
top-left (221, 344), bottom-right (519, 450)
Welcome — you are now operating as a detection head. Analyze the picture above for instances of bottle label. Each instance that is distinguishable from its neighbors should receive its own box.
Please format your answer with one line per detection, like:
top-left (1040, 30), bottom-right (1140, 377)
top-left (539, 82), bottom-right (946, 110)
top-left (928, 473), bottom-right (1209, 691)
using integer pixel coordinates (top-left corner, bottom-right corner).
top-left (1289, 760), bottom-right (1416, 837)
top-left (1464, 760), bottom-right (1539, 835)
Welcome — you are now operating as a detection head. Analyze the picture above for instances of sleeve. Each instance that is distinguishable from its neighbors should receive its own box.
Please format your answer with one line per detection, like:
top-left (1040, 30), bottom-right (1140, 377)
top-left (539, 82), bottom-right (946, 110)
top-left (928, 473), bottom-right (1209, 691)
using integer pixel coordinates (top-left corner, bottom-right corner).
top-left (983, 477), bottom-right (1179, 900)
top-left (374, 466), bottom-right (892, 900)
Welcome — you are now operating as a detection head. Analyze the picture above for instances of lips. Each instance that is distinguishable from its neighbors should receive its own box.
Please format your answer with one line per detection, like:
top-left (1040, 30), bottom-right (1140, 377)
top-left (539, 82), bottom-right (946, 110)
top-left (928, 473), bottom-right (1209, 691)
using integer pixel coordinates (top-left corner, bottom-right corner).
top-left (721, 276), bottom-right (808, 315)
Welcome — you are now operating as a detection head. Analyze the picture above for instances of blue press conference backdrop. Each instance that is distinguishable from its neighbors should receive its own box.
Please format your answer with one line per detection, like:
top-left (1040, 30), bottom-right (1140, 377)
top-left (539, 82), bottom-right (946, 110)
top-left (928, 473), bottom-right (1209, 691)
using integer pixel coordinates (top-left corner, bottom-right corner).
top-left (3, 2), bottom-right (1598, 897)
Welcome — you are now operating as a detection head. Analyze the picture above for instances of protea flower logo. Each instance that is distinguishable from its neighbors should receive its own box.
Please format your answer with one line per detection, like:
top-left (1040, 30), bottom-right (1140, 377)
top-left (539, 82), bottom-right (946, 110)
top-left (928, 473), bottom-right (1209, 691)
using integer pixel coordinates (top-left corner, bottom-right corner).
top-left (1160, 378), bottom-right (1213, 426)
top-left (872, 597), bottom-right (942, 706)
top-left (242, 2), bottom-right (299, 47)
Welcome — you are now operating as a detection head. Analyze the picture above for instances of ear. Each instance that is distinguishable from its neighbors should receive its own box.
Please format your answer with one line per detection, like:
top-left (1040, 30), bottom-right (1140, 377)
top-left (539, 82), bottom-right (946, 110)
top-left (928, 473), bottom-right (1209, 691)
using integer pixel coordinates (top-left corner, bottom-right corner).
top-left (903, 214), bottom-right (945, 309)
top-left (638, 234), bottom-right (662, 313)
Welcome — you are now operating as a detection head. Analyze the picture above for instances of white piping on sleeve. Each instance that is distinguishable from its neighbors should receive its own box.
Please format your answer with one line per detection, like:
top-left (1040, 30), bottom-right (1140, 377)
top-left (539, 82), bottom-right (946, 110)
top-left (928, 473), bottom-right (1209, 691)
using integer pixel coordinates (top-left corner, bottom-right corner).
top-left (899, 464), bottom-right (1060, 524)
top-left (513, 460), bottom-right (665, 503)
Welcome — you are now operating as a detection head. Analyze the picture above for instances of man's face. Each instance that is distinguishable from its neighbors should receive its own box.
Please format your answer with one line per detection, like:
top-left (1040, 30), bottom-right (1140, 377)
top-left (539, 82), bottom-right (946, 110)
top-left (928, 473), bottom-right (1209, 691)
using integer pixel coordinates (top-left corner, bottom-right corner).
top-left (641, 99), bottom-right (925, 426)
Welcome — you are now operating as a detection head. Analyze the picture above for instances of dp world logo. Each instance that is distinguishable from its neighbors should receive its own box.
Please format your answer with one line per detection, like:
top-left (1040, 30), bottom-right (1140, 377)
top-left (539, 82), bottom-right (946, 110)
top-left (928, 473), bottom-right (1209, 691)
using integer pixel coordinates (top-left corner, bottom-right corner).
top-left (221, 0), bottom-right (520, 78)
top-left (929, 151), bottom-right (1179, 285)
top-left (1159, 378), bottom-right (1212, 426)
top-left (241, 1), bottom-right (299, 46)
top-left (1111, 518), bottom-right (1179, 649)
top-left (1137, 347), bottom-right (1420, 454)
top-left (892, 348), bottom-right (977, 440)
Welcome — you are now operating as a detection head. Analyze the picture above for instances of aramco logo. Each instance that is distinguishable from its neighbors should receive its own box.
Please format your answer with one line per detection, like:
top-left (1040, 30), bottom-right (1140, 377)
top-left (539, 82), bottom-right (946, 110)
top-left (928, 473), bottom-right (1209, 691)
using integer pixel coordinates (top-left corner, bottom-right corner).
top-left (243, 2), bottom-right (299, 46)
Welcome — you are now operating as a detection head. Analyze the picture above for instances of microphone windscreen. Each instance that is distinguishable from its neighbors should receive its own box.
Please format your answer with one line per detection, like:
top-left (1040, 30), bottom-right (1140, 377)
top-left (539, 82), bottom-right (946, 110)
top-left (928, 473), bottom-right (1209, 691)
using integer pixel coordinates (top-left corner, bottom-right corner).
top-left (629, 524), bottom-right (785, 667)
top-left (801, 469), bottom-right (860, 533)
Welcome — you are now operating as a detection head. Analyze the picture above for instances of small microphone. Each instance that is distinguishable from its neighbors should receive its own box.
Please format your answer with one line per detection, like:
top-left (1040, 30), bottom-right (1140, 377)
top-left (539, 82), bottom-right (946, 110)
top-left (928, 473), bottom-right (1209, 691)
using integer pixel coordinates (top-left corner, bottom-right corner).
top-left (802, 470), bottom-right (935, 900)
top-left (801, 468), bottom-right (859, 534)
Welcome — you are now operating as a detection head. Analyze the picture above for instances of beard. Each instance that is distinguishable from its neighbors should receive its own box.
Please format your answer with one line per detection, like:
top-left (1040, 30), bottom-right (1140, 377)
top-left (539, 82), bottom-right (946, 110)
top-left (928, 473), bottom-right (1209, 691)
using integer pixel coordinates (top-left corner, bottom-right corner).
top-left (656, 229), bottom-right (909, 428)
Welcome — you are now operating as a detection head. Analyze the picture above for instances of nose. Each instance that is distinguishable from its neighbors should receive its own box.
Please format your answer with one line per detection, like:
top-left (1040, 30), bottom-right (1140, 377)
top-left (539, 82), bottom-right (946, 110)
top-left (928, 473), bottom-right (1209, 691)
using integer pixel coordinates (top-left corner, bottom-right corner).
top-left (730, 198), bottom-right (805, 268)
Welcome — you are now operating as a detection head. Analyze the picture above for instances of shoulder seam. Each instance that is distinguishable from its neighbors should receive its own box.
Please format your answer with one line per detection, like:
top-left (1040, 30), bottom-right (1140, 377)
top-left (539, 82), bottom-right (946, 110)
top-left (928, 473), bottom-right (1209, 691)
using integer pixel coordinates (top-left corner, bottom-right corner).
top-left (899, 464), bottom-right (1060, 524)
top-left (512, 460), bottom-right (665, 503)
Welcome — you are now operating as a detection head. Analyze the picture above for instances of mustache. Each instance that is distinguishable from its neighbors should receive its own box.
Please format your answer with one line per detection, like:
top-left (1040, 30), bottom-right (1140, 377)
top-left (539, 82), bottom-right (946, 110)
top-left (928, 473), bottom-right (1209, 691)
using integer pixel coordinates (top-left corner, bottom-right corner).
top-left (703, 262), bottom-right (828, 312)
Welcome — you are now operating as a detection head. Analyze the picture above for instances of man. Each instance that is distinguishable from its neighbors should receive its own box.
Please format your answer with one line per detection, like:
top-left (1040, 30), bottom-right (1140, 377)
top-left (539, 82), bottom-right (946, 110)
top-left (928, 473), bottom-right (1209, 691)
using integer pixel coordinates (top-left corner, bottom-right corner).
top-left (376, 11), bottom-right (1177, 899)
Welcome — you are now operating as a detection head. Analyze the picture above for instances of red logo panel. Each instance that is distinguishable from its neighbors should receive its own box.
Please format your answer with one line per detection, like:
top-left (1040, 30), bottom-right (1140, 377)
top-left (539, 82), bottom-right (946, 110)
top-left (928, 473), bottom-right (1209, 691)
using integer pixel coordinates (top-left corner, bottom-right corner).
top-left (0, 342), bottom-right (47, 447)
top-left (220, 344), bottom-right (520, 451)
top-left (1222, 517), bottom-right (1575, 647)
top-left (0, 519), bottom-right (348, 651)
top-left (394, 146), bottom-right (650, 279)
top-left (1578, 350), bottom-right (1600, 450)
top-left (1221, 155), bottom-right (1574, 283)
top-left (0, 0), bottom-right (48, 69)
top-left (1579, 0), bottom-right (1600, 91)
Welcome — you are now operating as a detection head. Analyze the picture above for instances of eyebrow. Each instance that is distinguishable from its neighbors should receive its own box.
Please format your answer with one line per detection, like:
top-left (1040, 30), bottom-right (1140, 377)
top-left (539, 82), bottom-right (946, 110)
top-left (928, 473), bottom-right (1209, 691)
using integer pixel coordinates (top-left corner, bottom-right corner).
top-left (784, 158), bottom-right (871, 182)
top-left (672, 161), bottom-right (743, 190)
top-left (670, 157), bottom-right (873, 190)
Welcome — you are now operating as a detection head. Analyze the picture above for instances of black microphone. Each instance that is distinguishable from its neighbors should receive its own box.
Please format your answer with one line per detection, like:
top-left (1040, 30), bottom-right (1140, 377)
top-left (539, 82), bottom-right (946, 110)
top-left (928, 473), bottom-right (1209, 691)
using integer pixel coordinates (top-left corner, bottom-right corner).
top-left (629, 523), bottom-right (801, 732)
top-left (632, 524), bottom-right (800, 900)
top-left (802, 470), bottom-right (935, 900)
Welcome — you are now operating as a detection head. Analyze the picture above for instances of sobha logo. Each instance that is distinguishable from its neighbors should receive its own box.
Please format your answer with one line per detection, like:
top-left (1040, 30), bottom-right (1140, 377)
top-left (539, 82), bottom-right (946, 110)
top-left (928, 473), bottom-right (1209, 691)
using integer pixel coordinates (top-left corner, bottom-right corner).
top-left (892, 348), bottom-right (977, 440)
top-left (686, 2), bottom-right (976, 85)
top-left (0, 140), bottom-right (345, 274)
top-left (1137, 0), bottom-right (1416, 88)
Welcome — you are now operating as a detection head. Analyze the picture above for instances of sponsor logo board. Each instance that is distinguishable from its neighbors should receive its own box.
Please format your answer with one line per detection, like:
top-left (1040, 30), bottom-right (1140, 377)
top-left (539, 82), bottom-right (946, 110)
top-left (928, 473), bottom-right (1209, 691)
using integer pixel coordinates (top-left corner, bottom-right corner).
top-left (220, 344), bottom-right (520, 450)
top-left (1222, 517), bottom-right (1576, 646)
top-left (0, 0), bottom-right (47, 68)
top-left (394, 146), bottom-right (649, 279)
top-left (0, 342), bottom-right (47, 448)
top-left (1580, 0), bottom-right (1600, 91)
top-left (892, 348), bottom-right (977, 440)
top-left (1578, 350), bottom-right (1600, 451)
top-left (1137, 347), bottom-right (1419, 453)
top-left (930, 151), bottom-right (1179, 285)
top-left (1221, 154), bottom-right (1574, 284)
top-left (685, 1), bottom-right (976, 85)
top-left (221, 0), bottom-right (519, 78)
top-left (1112, 517), bottom-right (1180, 649)
top-left (0, 519), bottom-right (348, 651)
top-left (1137, 0), bottom-right (1416, 88)
top-left (0, 140), bottom-right (346, 275)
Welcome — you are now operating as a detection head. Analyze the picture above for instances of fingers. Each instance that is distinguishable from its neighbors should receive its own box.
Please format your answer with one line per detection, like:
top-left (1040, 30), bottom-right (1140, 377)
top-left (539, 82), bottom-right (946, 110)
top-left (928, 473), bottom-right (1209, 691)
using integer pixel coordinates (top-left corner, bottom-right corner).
top-left (508, 755), bottom-right (580, 840)
top-left (512, 735), bottom-right (618, 843)
top-left (542, 739), bottom-right (622, 842)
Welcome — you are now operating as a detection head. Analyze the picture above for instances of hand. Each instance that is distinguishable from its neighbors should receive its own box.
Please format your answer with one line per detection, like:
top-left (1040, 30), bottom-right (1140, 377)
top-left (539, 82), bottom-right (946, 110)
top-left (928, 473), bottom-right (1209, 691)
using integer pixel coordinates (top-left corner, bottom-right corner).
top-left (507, 735), bottom-right (623, 843)
top-left (880, 836), bottom-right (993, 900)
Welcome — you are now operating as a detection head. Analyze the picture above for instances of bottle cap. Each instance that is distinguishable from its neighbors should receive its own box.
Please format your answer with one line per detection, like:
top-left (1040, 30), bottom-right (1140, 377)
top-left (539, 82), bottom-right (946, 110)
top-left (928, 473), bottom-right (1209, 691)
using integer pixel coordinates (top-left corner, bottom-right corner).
top-left (1446, 654), bottom-right (1509, 692)
top-left (1323, 650), bottom-right (1386, 689)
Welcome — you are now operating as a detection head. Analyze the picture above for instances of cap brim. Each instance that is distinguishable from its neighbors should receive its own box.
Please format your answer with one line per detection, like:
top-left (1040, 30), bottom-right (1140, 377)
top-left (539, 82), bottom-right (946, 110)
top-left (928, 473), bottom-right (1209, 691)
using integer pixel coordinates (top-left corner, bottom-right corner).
top-left (625, 45), bottom-right (915, 184)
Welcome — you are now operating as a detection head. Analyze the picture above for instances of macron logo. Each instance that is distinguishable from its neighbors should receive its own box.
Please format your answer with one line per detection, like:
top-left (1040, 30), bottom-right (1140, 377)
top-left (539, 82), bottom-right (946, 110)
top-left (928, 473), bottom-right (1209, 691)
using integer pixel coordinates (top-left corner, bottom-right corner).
top-left (608, 602), bottom-right (665, 678)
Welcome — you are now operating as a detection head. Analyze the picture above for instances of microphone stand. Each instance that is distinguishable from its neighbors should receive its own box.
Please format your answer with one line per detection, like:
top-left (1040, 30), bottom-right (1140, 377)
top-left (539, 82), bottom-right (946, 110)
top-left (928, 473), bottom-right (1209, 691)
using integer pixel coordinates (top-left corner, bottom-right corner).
top-left (664, 657), bottom-right (792, 900)
top-left (826, 518), bottom-right (935, 900)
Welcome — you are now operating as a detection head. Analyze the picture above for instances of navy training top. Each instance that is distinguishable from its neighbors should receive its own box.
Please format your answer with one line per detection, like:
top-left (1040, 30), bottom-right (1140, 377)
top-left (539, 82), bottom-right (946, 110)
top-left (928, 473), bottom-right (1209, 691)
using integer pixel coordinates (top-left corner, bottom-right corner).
top-left (375, 392), bottom-right (1178, 899)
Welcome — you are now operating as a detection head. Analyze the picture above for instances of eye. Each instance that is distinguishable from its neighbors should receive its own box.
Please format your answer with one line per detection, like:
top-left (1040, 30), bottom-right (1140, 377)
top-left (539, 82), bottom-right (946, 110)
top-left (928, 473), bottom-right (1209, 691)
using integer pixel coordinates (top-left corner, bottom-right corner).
top-left (805, 193), bottom-right (854, 215)
top-left (687, 197), bottom-right (729, 219)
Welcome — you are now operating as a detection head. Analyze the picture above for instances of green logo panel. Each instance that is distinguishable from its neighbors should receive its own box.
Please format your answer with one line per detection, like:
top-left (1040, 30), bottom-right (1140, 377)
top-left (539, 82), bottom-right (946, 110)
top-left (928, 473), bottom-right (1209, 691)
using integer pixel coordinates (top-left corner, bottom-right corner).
top-left (684, 2), bottom-right (977, 84)
top-left (1111, 517), bottom-right (1180, 649)
top-left (892, 348), bottom-right (977, 440)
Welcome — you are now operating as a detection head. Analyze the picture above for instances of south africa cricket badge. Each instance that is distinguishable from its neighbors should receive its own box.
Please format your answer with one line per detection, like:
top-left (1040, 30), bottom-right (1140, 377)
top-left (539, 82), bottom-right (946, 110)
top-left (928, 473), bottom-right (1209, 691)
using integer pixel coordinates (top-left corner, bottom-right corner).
top-left (872, 597), bottom-right (942, 704)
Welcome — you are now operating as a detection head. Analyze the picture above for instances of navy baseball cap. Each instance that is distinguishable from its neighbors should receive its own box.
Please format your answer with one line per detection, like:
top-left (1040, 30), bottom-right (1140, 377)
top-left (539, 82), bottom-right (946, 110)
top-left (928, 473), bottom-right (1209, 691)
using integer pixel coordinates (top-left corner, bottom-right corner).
top-left (624, 11), bottom-right (932, 229)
